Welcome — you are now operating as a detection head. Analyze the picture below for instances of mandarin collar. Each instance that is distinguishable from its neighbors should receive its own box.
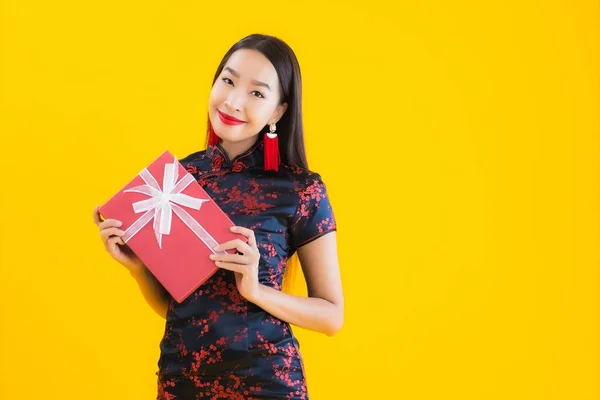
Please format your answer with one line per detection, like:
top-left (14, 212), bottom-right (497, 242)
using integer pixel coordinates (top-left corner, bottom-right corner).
top-left (207, 135), bottom-right (265, 172)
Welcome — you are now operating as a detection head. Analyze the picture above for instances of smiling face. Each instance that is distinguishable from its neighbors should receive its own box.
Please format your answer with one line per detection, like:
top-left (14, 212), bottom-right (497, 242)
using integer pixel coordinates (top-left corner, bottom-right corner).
top-left (208, 49), bottom-right (288, 146)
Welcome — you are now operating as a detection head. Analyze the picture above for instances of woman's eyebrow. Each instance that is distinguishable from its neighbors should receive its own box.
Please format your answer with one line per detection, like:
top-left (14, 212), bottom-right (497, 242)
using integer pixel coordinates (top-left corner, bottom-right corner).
top-left (224, 66), bottom-right (271, 91)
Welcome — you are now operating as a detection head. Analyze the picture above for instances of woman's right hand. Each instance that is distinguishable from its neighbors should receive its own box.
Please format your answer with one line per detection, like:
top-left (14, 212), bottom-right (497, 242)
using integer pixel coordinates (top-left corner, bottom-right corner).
top-left (93, 205), bottom-right (144, 273)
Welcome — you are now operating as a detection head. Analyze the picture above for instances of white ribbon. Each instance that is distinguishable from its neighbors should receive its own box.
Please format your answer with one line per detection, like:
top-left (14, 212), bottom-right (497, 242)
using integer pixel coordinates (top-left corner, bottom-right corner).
top-left (121, 155), bottom-right (224, 253)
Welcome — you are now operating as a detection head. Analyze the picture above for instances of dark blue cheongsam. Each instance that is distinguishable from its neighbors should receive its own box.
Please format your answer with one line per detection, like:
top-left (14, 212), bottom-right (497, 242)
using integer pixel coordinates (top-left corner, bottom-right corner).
top-left (156, 134), bottom-right (337, 400)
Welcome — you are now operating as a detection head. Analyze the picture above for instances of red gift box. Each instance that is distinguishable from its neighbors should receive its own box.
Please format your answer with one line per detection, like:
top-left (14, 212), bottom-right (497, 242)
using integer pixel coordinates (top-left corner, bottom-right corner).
top-left (98, 150), bottom-right (246, 303)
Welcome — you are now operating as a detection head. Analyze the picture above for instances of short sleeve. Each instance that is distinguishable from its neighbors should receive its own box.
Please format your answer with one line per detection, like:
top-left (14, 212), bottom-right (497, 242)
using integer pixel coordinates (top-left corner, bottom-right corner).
top-left (289, 173), bottom-right (337, 254)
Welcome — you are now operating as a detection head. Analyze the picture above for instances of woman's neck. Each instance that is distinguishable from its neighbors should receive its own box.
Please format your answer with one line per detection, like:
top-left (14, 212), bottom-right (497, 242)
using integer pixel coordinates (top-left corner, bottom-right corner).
top-left (218, 135), bottom-right (259, 162)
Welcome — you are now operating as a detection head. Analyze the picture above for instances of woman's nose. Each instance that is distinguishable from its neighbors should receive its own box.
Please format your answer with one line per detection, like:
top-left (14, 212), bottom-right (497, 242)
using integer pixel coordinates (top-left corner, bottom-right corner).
top-left (224, 100), bottom-right (237, 111)
top-left (225, 92), bottom-right (244, 111)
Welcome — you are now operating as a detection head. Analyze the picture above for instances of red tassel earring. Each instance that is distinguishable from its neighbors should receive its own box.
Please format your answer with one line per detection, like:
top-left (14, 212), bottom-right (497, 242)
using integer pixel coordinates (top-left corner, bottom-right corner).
top-left (208, 123), bottom-right (220, 146)
top-left (264, 123), bottom-right (280, 172)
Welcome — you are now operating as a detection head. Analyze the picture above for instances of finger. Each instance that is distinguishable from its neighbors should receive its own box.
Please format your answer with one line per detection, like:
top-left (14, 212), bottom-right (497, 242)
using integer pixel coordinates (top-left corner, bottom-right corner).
top-left (98, 218), bottom-right (123, 231)
top-left (105, 236), bottom-right (118, 254)
top-left (100, 227), bottom-right (126, 242)
top-left (113, 236), bottom-right (125, 245)
top-left (209, 253), bottom-right (247, 265)
top-left (230, 226), bottom-right (257, 248)
top-left (213, 239), bottom-right (252, 254)
top-left (92, 205), bottom-right (104, 226)
top-left (106, 235), bottom-right (123, 247)
top-left (214, 261), bottom-right (246, 274)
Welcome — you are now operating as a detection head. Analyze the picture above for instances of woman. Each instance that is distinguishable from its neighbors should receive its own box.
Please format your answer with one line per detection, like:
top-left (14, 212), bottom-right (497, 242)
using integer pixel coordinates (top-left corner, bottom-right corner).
top-left (93, 33), bottom-right (343, 399)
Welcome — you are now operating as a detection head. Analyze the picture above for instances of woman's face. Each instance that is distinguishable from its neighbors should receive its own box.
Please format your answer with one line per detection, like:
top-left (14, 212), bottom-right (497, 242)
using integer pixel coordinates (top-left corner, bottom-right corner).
top-left (208, 49), bottom-right (288, 145)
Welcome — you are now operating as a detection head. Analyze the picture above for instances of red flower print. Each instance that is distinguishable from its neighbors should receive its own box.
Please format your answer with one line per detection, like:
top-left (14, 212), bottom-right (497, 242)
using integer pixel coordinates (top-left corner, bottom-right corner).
top-left (186, 164), bottom-right (198, 175)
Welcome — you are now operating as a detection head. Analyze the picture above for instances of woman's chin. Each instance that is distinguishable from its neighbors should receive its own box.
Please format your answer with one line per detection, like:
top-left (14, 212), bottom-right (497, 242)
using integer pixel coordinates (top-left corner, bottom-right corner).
top-left (217, 131), bottom-right (248, 144)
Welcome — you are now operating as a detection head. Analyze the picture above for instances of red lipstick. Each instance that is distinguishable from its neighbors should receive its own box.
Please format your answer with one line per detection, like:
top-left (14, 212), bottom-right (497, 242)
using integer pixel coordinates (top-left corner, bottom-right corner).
top-left (218, 110), bottom-right (245, 126)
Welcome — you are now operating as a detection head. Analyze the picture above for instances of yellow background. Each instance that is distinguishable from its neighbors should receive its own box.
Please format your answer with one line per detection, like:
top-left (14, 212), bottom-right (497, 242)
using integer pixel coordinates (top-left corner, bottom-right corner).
top-left (1, 1), bottom-right (598, 399)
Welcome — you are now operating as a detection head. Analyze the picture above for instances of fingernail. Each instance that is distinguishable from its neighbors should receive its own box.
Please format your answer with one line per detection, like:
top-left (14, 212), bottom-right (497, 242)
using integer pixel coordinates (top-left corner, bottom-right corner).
top-left (209, 254), bottom-right (215, 259)
top-left (116, 221), bottom-right (122, 227)
top-left (213, 246), bottom-right (220, 251)
top-left (230, 226), bottom-right (236, 231)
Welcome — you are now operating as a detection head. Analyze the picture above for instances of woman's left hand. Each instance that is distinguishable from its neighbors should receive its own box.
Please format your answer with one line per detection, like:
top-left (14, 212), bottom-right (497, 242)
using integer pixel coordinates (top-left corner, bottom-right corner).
top-left (210, 226), bottom-right (261, 302)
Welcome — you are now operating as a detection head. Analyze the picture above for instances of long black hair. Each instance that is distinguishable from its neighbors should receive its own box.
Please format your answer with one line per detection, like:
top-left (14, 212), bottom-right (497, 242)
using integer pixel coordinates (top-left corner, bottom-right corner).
top-left (206, 34), bottom-right (308, 170)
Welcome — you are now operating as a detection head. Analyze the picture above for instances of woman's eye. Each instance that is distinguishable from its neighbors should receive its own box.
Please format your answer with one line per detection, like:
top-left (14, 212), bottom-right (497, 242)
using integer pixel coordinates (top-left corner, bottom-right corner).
top-left (221, 78), bottom-right (263, 98)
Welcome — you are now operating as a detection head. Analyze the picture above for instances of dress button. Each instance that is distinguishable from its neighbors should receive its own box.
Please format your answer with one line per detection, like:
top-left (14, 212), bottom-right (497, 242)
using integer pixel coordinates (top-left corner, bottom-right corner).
top-left (232, 161), bottom-right (246, 172)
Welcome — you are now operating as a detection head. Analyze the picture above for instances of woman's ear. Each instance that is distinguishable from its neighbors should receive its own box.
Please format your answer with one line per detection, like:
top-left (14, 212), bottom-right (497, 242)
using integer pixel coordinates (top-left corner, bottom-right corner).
top-left (272, 102), bottom-right (288, 124)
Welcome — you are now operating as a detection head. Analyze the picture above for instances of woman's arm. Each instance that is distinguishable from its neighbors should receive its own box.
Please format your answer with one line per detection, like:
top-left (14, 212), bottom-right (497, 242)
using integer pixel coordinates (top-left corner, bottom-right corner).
top-left (212, 227), bottom-right (343, 336)
top-left (249, 232), bottom-right (343, 336)
top-left (93, 206), bottom-right (170, 319)
top-left (129, 264), bottom-right (170, 319)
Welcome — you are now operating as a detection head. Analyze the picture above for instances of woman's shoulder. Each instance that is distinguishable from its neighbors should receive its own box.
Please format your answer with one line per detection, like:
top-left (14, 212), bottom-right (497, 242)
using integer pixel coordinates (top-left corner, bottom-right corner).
top-left (278, 164), bottom-right (329, 188)
top-left (279, 162), bottom-right (323, 177)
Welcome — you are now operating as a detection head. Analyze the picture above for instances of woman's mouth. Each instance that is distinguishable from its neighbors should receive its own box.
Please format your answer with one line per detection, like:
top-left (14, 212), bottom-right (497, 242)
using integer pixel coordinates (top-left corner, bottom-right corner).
top-left (218, 110), bottom-right (245, 126)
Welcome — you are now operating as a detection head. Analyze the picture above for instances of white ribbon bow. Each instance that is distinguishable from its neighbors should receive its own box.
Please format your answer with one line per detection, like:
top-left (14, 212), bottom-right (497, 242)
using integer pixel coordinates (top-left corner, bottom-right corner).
top-left (121, 155), bottom-right (224, 253)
